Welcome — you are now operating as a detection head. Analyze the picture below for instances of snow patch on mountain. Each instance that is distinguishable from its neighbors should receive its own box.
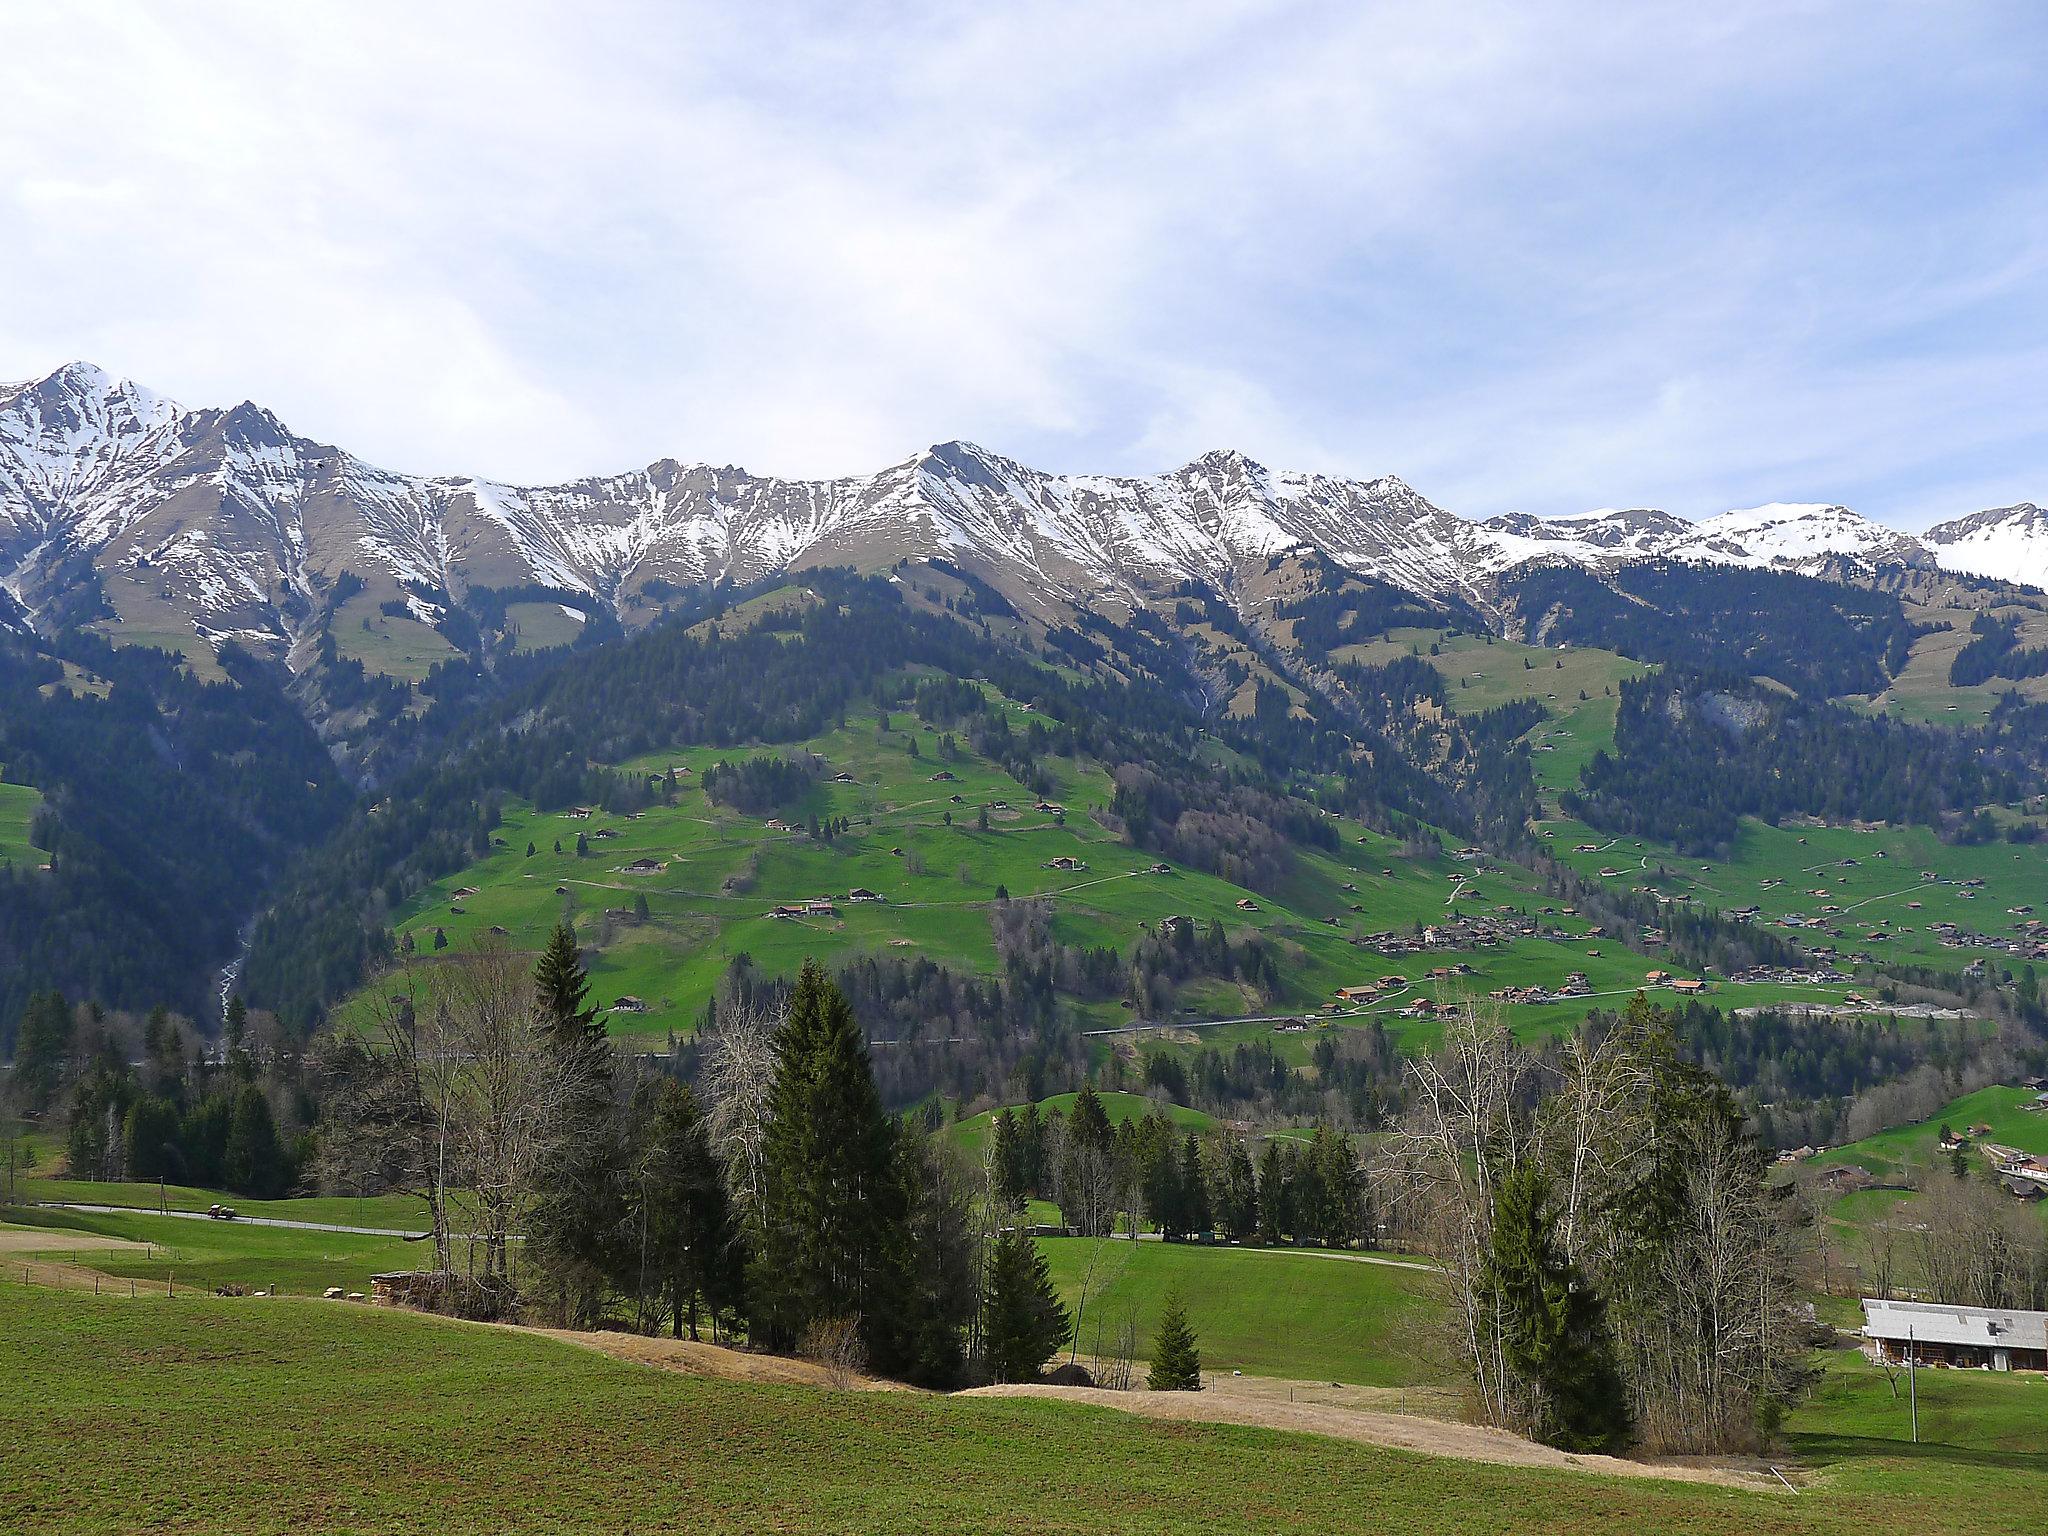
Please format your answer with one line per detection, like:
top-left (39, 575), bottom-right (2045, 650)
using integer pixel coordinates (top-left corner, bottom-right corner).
top-left (2, 362), bottom-right (2041, 663)
top-left (1925, 504), bottom-right (2048, 592)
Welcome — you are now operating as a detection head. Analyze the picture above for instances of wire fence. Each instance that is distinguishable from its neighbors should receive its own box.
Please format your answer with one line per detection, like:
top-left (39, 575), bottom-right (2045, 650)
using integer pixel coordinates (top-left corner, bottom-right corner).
top-left (8, 1257), bottom-right (176, 1296)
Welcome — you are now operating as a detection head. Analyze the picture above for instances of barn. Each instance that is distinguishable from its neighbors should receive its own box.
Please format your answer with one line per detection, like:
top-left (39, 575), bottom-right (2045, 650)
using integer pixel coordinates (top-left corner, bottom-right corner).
top-left (1861, 1298), bottom-right (2048, 1372)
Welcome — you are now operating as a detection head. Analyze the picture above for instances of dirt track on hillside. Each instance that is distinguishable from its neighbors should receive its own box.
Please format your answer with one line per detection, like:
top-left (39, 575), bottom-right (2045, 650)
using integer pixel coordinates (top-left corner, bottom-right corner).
top-left (959, 1375), bottom-right (1789, 1490)
top-left (514, 1324), bottom-right (915, 1392)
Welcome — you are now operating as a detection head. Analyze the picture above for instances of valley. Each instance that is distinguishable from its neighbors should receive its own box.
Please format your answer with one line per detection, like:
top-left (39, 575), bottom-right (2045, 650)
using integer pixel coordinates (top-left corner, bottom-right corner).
top-left (5, 367), bottom-right (2048, 1536)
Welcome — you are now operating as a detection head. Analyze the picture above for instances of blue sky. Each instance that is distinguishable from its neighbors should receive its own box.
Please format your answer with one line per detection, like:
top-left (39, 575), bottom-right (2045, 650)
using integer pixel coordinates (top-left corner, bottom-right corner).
top-left (1, 1), bottom-right (2042, 527)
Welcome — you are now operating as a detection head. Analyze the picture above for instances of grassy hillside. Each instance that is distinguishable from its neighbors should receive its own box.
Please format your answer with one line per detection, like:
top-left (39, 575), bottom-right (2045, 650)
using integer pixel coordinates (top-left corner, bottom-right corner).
top-left (368, 694), bottom-right (1857, 1051)
top-left (1866, 590), bottom-right (2048, 726)
top-left (1535, 810), bottom-right (2048, 975)
top-left (0, 779), bottom-right (42, 867)
top-left (329, 588), bottom-right (462, 683)
top-left (1815, 1085), bottom-right (2048, 1175)
top-left (4, 1283), bottom-right (2045, 1535)
top-left (1041, 1237), bottom-right (1441, 1387)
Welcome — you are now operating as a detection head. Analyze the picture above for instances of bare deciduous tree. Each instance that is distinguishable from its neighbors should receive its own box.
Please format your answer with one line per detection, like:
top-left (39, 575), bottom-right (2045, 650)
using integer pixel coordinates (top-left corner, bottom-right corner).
top-left (318, 943), bottom-right (584, 1308)
top-left (698, 994), bottom-right (781, 1226)
top-left (1379, 1006), bottom-right (1531, 1430)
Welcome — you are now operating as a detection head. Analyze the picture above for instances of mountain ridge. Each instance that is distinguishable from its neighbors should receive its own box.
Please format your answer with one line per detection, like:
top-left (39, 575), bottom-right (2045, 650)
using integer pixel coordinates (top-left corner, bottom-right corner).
top-left (4, 362), bottom-right (2043, 667)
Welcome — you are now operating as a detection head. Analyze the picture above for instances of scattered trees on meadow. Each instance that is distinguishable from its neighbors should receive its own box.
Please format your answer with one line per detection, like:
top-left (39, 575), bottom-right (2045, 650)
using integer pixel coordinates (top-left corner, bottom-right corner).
top-left (1147, 1290), bottom-right (1202, 1391)
top-left (981, 1227), bottom-right (1071, 1382)
top-left (1383, 996), bottom-right (1806, 1455)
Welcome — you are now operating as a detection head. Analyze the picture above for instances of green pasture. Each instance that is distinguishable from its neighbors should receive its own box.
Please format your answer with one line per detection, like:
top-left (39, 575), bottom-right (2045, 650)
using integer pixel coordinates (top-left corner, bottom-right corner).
top-left (12, 1175), bottom-right (435, 1230)
top-left (1816, 1086), bottom-right (2048, 1175)
top-left (502, 599), bottom-right (588, 652)
top-left (330, 588), bottom-right (460, 682)
top-left (0, 1206), bottom-right (430, 1295)
top-left (5, 1281), bottom-right (2046, 1534)
top-left (0, 780), bottom-right (43, 866)
top-left (370, 701), bottom-right (1705, 1049)
top-left (1533, 809), bottom-right (2048, 974)
top-left (1039, 1236), bottom-right (1444, 1387)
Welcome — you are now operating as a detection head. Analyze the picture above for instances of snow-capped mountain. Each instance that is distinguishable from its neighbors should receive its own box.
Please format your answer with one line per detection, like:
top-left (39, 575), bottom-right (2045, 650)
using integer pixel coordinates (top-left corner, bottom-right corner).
top-left (0, 363), bottom-right (2037, 667)
top-left (1923, 503), bottom-right (2048, 592)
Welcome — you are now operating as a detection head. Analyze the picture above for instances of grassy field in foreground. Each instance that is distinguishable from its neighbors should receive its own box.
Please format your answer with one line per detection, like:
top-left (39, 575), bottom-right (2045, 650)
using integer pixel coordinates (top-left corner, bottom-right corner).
top-left (6, 1283), bottom-right (2046, 1536)
top-left (1040, 1237), bottom-right (1443, 1387)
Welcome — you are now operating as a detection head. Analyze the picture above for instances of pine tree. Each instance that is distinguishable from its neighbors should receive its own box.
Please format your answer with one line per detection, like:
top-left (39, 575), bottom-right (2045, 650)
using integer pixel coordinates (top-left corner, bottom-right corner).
top-left (13, 990), bottom-right (73, 1110)
top-left (1218, 1138), bottom-right (1258, 1241)
top-left (526, 928), bottom-right (620, 1324)
top-left (1148, 1290), bottom-right (1202, 1390)
top-left (1480, 1162), bottom-right (1632, 1453)
top-left (534, 923), bottom-right (602, 1040)
top-left (223, 1084), bottom-right (286, 1197)
top-left (1256, 1138), bottom-right (1290, 1244)
top-left (990, 1108), bottom-right (1024, 1211)
top-left (1178, 1133), bottom-right (1211, 1234)
top-left (634, 1077), bottom-right (739, 1339)
top-left (1142, 1121), bottom-right (1183, 1237)
top-left (982, 1228), bottom-right (1070, 1382)
top-left (751, 959), bottom-right (909, 1364)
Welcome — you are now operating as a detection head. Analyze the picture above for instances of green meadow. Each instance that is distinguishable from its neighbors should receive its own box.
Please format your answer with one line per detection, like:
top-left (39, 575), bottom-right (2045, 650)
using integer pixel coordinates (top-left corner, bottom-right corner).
top-left (369, 690), bottom-right (1847, 1053)
top-left (1, 1207), bottom-right (432, 1296)
top-left (1040, 1237), bottom-right (1443, 1387)
top-left (1533, 809), bottom-right (2048, 975)
top-left (330, 588), bottom-right (462, 682)
top-left (0, 779), bottom-right (43, 867)
top-left (5, 1280), bottom-right (2046, 1536)
top-left (1816, 1085), bottom-right (2048, 1175)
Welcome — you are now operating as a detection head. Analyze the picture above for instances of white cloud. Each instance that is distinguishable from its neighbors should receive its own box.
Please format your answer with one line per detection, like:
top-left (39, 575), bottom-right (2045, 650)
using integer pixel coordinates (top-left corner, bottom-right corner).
top-left (0, 0), bottom-right (2041, 525)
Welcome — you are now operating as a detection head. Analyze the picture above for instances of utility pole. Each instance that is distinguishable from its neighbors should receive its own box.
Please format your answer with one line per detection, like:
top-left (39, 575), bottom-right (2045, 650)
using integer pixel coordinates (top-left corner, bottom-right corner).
top-left (1907, 1324), bottom-right (1918, 1443)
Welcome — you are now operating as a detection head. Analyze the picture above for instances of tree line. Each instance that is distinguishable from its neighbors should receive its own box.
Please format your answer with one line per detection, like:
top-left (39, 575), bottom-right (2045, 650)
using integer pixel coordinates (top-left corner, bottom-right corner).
top-left (318, 935), bottom-right (1094, 1388)
top-left (10, 991), bottom-right (303, 1197)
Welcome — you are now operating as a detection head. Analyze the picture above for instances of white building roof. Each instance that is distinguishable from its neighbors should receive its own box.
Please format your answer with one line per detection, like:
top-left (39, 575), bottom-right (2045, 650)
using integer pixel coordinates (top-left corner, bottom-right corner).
top-left (1862, 1298), bottom-right (2048, 1351)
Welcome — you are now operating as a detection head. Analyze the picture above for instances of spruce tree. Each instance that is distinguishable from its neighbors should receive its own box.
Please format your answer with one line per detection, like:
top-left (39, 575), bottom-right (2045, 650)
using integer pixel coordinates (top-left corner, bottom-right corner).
top-left (1219, 1138), bottom-right (1258, 1241)
top-left (1480, 1162), bottom-right (1631, 1453)
top-left (982, 1228), bottom-right (1070, 1382)
top-left (990, 1108), bottom-right (1024, 1211)
top-left (12, 990), bottom-right (73, 1110)
top-left (635, 1077), bottom-right (738, 1340)
top-left (751, 959), bottom-right (908, 1364)
top-left (1178, 1134), bottom-right (1211, 1234)
top-left (1148, 1290), bottom-right (1202, 1390)
top-left (223, 1084), bottom-right (286, 1197)
top-left (534, 923), bottom-right (602, 1040)
top-left (527, 926), bottom-right (619, 1324)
